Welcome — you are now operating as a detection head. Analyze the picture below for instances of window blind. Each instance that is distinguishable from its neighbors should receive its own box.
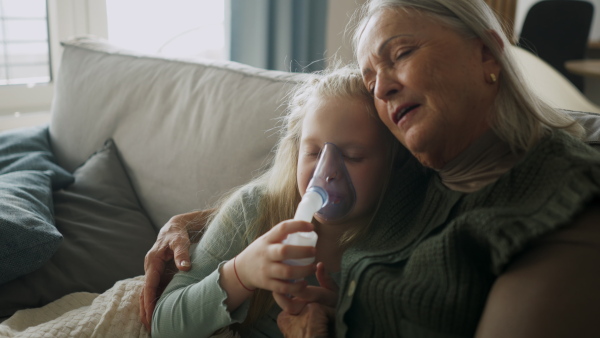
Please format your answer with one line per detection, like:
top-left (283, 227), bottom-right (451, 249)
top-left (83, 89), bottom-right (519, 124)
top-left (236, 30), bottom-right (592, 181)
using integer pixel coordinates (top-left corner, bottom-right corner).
top-left (0, 0), bottom-right (51, 86)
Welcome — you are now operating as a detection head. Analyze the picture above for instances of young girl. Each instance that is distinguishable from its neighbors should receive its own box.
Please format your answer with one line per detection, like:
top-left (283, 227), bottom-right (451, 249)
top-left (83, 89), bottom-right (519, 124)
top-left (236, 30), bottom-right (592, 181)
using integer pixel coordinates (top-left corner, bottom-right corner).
top-left (151, 66), bottom-right (400, 337)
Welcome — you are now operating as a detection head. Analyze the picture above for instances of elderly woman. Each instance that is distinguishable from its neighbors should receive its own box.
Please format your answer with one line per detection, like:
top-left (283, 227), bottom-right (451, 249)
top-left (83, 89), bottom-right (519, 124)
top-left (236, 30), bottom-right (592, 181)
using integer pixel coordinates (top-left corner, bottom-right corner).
top-left (276, 0), bottom-right (600, 337)
top-left (141, 0), bottom-right (600, 337)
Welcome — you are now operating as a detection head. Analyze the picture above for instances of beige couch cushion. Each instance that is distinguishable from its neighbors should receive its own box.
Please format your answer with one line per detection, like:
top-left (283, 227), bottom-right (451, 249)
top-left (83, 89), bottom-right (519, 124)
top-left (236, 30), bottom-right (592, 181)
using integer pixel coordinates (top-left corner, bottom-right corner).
top-left (50, 37), bottom-right (308, 229)
top-left (49, 38), bottom-right (600, 231)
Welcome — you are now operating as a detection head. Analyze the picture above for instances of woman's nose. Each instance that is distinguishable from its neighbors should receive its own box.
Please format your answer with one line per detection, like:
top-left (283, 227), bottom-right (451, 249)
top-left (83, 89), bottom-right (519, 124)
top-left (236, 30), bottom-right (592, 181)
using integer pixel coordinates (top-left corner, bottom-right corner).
top-left (374, 70), bottom-right (401, 101)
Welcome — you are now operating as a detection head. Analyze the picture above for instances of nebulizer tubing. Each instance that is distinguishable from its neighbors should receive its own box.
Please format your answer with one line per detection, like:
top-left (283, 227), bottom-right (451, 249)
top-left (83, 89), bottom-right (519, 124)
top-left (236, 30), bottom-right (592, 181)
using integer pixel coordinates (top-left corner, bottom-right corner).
top-left (283, 142), bottom-right (356, 266)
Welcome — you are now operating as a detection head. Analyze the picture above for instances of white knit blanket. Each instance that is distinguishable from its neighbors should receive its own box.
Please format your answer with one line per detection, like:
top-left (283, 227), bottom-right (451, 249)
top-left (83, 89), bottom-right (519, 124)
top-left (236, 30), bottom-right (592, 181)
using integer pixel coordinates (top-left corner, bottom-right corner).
top-left (0, 276), bottom-right (240, 338)
top-left (0, 276), bottom-right (149, 338)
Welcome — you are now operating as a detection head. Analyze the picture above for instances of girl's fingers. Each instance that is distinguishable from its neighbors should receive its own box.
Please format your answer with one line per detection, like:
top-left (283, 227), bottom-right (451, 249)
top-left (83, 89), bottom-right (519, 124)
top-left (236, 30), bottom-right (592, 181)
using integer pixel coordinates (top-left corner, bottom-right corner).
top-left (267, 243), bottom-right (316, 262)
top-left (268, 278), bottom-right (309, 295)
top-left (237, 220), bottom-right (316, 292)
top-left (266, 262), bottom-right (317, 281)
top-left (277, 263), bottom-right (338, 308)
top-left (266, 220), bottom-right (314, 243)
top-left (282, 285), bottom-right (338, 308)
top-left (315, 262), bottom-right (339, 292)
top-left (273, 292), bottom-right (309, 315)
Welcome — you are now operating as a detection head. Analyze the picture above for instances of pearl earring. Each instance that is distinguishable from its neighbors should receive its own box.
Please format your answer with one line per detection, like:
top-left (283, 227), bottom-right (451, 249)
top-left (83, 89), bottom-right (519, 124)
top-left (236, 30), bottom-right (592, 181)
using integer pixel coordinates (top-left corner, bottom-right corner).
top-left (490, 73), bottom-right (497, 83)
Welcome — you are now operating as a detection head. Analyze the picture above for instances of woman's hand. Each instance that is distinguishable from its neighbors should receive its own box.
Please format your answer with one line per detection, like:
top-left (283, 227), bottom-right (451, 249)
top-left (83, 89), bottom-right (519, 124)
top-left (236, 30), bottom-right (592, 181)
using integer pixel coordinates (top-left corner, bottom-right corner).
top-left (139, 210), bottom-right (213, 331)
top-left (273, 262), bottom-right (339, 315)
top-left (274, 262), bottom-right (338, 338)
top-left (277, 303), bottom-right (335, 338)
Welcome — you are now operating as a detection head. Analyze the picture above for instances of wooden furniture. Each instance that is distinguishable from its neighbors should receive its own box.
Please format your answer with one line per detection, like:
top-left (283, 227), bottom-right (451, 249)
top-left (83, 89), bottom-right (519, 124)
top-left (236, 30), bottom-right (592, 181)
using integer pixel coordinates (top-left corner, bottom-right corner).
top-left (589, 41), bottom-right (600, 51)
top-left (485, 0), bottom-right (517, 42)
top-left (565, 59), bottom-right (600, 80)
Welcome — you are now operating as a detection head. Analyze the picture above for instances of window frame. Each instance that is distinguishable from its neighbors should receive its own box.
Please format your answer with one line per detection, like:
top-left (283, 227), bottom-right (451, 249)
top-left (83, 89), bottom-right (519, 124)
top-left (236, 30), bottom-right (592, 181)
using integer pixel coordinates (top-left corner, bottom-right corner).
top-left (0, 0), bottom-right (107, 116)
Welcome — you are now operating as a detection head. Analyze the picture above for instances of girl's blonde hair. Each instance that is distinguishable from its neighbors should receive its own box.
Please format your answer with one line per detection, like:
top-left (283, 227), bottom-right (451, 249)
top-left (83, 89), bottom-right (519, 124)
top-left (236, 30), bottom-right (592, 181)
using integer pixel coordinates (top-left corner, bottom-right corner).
top-left (207, 65), bottom-right (396, 330)
top-left (351, 0), bottom-right (584, 153)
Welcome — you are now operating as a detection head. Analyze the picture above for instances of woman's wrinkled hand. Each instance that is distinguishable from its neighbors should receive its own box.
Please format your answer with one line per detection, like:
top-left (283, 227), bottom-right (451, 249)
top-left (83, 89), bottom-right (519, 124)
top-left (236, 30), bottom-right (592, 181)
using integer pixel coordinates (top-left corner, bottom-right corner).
top-left (139, 210), bottom-right (213, 331)
top-left (274, 260), bottom-right (338, 337)
top-left (277, 302), bottom-right (335, 338)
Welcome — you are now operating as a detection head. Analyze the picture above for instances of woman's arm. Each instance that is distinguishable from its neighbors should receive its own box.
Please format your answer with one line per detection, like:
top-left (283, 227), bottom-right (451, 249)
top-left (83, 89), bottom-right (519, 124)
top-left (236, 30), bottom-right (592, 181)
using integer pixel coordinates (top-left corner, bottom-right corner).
top-left (476, 199), bottom-right (600, 338)
top-left (151, 204), bottom-right (251, 338)
top-left (140, 209), bottom-right (213, 330)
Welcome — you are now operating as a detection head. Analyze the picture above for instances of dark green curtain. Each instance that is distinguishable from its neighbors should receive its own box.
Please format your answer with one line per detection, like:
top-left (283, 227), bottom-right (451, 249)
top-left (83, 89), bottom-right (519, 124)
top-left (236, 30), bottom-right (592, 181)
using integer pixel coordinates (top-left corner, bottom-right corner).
top-left (230, 0), bottom-right (329, 73)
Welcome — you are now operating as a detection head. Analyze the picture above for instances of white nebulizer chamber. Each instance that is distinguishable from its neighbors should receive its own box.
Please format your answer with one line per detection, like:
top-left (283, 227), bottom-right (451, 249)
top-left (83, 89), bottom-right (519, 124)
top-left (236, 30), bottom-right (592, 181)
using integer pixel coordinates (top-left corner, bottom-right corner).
top-left (293, 186), bottom-right (328, 223)
top-left (282, 187), bottom-right (326, 265)
top-left (283, 142), bottom-right (356, 266)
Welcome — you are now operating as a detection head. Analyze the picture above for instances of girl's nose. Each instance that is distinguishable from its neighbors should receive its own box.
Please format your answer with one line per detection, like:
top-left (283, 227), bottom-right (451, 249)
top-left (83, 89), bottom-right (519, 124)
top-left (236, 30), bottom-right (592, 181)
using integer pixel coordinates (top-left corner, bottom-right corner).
top-left (325, 172), bottom-right (337, 182)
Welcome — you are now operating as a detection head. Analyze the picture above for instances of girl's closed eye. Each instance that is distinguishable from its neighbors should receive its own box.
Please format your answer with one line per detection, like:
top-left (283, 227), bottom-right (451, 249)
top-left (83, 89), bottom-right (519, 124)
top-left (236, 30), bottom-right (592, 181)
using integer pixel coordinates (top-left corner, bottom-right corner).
top-left (343, 154), bottom-right (365, 163)
top-left (305, 152), bottom-right (319, 158)
top-left (303, 148), bottom-right (321, 158)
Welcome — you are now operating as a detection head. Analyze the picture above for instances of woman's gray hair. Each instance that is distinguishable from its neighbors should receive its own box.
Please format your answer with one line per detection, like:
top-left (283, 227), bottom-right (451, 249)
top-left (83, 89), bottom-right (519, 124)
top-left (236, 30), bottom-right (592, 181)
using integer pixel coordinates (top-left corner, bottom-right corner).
top-left (352, 0), bottom-right (584, 152)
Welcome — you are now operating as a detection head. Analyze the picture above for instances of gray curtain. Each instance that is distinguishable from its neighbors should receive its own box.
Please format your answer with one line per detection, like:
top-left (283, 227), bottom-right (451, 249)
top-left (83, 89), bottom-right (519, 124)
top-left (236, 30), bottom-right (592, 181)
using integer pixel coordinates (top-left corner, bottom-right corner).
top-left (230, 0), bottom-right (329, 73)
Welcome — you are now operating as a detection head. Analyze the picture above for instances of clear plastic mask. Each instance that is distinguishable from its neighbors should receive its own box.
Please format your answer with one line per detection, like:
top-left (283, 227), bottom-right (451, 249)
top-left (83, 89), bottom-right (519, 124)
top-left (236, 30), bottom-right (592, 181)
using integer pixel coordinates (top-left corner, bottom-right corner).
top-left (306, 142), bottom-right (356, 222)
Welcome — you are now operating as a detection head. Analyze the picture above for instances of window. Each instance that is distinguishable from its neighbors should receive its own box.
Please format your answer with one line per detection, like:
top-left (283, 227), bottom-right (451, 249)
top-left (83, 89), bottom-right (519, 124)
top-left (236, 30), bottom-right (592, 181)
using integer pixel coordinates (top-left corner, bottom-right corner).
top-left (0, 0), bottom-right (51, 86)
top-left (0, 0), bottom-right (227, 118)
top-left (105, 0), bottom-right (227, 59)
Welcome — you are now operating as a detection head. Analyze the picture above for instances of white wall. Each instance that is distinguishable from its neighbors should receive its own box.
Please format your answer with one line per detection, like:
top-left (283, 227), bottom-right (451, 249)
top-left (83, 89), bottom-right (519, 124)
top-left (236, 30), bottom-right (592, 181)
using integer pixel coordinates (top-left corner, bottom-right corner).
top-left (325, 0), bottom-right (367, 65)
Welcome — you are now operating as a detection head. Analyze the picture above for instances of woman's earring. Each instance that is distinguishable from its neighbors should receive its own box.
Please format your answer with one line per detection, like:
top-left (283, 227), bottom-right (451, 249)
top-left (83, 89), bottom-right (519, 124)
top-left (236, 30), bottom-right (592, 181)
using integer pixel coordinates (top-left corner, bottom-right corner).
top-left (490, 73), bottom-right (497, 83)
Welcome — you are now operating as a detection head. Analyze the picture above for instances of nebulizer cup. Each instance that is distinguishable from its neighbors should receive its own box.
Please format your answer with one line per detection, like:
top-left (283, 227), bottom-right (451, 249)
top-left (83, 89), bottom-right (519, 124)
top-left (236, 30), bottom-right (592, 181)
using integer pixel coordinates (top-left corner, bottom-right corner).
top-left (283, 142), bottom-right (356, 266)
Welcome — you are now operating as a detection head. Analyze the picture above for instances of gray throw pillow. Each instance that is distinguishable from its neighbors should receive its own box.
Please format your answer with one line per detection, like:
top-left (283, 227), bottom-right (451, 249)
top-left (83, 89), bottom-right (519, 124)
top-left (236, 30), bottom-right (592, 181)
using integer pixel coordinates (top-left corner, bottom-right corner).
top-left (0, 125), bottom-right (73, 189)
top-left (0, 139), bottom-right (157, 317)
top-left (0, 170), bottom-right (62, 285)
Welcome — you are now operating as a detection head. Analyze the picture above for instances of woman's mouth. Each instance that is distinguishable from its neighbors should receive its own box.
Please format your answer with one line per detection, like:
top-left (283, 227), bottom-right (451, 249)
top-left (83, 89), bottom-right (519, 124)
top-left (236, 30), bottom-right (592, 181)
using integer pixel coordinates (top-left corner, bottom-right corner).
top-left (393, 104), bottom-right (420, 124)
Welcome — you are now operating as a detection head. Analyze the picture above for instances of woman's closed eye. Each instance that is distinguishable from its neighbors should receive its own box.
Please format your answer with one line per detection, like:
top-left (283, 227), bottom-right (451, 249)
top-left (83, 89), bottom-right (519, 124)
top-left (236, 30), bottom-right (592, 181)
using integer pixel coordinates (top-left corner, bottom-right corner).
top-left (394, 47), bottom-right (414, 61)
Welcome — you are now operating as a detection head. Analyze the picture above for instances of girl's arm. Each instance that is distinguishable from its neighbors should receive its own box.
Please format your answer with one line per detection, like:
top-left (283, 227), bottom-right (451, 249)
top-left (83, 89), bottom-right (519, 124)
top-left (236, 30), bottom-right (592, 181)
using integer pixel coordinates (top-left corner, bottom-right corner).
top-left (475, 199), bottom-right (600, 337)
top-left (151, 210), bottom-right (248, 337)
top-left (151, 188), bottom-right (260, 338)
top-left (151, 188), bottom-right (318, 338)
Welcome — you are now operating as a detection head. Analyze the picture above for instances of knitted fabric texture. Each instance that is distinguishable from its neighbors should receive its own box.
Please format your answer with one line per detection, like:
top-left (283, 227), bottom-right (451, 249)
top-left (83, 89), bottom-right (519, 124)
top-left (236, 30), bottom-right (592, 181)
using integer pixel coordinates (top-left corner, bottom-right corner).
top-left (337, 131), bottom-right (600, 337)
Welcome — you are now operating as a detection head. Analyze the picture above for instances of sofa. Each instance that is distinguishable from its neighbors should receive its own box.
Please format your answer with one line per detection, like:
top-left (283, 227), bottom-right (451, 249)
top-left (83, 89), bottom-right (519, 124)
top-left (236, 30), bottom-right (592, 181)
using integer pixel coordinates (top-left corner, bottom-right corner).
top-left (0, 37), bottom-right (307, 321)
top-left (1, 36), bottom-right (600, 331)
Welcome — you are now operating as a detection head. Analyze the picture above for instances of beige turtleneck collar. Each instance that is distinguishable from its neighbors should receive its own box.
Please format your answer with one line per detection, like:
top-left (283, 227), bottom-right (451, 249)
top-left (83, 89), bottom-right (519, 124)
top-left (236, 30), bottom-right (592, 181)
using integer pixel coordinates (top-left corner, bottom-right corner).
top-left (437, 131), bottom-right (524, 193)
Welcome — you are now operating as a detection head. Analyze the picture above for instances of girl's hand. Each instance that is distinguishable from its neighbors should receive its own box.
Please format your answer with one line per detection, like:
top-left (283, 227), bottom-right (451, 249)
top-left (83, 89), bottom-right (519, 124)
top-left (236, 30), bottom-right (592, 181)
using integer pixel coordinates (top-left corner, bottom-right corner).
top-left (235, 220), bottom-right (318, 293)
top-left (273, 262), bottom-right (339, 315)
top-left (220, 219), bottom-right (318, 311)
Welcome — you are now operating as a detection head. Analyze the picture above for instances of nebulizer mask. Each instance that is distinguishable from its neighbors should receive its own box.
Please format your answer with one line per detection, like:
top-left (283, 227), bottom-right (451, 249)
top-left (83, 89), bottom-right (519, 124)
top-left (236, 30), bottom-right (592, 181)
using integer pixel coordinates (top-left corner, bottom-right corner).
top-left (283, 142), bottom-right (356, 266)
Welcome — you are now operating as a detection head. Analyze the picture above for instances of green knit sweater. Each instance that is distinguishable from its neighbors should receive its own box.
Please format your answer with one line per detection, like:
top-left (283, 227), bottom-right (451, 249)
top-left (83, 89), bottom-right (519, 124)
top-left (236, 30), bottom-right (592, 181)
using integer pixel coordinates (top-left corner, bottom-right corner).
top-left (336, 131), bottom-right (600, 337)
